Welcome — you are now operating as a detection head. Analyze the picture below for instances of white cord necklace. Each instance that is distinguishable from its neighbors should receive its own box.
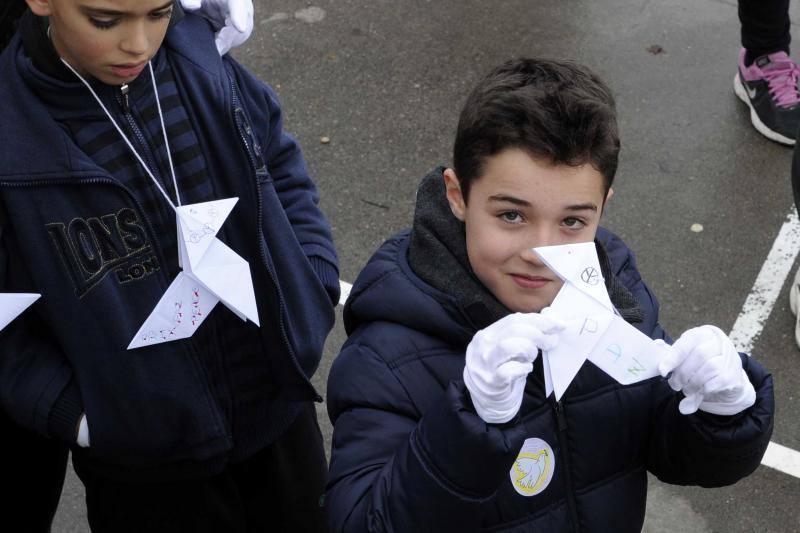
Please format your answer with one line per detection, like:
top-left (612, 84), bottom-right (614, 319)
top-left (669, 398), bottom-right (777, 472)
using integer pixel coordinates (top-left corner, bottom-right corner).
top-left (59, 58), bottom-right (182, 210)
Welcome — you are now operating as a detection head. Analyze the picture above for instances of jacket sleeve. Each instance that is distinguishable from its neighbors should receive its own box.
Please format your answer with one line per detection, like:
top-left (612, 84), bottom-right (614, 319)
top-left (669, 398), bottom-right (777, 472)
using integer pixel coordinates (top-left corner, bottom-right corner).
top-left (646, 353), bottom-right (774, 486)
top-left (326, 340), bottom-right (528, 533)
top-left (600, 227), bottom-right (774, 485)
top-left (224, 58), bottom-right (340, 306)
top-left (0, 221), bottom-right (82, 443)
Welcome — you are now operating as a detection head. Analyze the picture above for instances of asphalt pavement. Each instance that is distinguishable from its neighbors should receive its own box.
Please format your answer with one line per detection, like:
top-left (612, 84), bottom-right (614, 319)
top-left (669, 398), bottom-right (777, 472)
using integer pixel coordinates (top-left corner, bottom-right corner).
top-left (52, 0), bottom-right (800, 531)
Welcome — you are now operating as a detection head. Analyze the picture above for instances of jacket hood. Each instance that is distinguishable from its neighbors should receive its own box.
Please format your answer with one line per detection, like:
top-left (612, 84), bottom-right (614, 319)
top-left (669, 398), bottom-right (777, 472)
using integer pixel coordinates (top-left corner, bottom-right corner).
top-left (344, 169), bottom-right (644, 344)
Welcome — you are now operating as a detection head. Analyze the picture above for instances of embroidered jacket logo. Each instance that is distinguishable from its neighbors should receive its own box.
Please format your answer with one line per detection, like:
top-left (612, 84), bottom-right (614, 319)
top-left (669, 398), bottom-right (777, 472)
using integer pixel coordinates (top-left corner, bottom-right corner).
top-left (46, 208), bottom-right (159, 298)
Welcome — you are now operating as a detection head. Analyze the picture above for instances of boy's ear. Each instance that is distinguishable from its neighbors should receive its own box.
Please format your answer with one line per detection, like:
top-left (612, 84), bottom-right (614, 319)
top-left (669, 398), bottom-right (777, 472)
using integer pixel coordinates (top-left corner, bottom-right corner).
top-left (443, 168), bottom-right (466, 221)
top-left (605, 187), bottom-right (614, 203)
top-left (26, 0), bottom-right (53, 17)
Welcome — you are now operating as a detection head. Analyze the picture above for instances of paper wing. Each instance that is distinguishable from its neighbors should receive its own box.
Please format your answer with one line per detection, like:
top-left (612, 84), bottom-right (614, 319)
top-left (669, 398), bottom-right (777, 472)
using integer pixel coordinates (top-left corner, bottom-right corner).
top-left (544, 312), bottom-right (615, 400)
top-left (128, 273), bottom-right (220, 349)
top-left (0, 293), bottom-right (41, 331)
top-left (586, 316), bottom-right (670, 385)
top-left (542, 347), bottom-right (554, 398)
top-left (533, 242), bottom-right (613, 311)
top-left (176, 198), bottom-right (239, 269)
top-left (189, 239), bottom-right (260, 326)
top-left (543, 283), bottom-right (615, 400)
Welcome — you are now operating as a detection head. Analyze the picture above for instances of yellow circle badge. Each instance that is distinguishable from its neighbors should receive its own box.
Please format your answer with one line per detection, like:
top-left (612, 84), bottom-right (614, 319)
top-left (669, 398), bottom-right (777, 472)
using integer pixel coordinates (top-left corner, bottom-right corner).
top-left (510, 437), bottom-right (555, 496)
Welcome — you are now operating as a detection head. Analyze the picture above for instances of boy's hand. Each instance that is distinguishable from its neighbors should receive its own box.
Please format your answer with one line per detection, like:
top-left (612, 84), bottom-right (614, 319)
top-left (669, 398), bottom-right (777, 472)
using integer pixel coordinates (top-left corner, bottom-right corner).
top-left (463, 312), bottom-right (564, 424)
top-left (180, 0), bottom-right (254, 55)
top-left (658, 325), bottom-right (756, 416)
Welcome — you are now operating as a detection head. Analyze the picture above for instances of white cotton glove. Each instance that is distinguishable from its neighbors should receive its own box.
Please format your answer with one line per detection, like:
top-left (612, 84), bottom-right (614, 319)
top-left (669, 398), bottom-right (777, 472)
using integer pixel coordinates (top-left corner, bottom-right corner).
top-left (76, 414), bottom-right (91, 448)
top-left (658, 325), bottom-right (756, 416)
top-left (463, 312), bottom-right (565, 424)
top-left (180, 0), bottom-right (254, 55)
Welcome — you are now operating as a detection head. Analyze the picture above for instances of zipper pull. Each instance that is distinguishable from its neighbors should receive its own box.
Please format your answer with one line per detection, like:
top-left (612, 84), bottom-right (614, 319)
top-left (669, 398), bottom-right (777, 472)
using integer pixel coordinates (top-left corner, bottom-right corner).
top-left (120, 83), bottom-right (130, 114)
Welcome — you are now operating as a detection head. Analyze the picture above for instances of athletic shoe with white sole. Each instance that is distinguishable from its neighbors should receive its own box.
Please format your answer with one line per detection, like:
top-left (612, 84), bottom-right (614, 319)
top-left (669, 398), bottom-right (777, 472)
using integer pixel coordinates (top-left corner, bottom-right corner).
top-left (789, 265), bottom-right (800, 349)
top-left (734, 48), bottom-right (800, 146)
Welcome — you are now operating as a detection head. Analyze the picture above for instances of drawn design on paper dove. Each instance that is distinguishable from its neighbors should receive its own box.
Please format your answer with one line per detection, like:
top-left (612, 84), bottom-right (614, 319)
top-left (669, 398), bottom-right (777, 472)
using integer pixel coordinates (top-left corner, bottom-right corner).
top-left (532, 242), bottom-right (669, 399)
top-left (510, 438), bottom-right (555, 496)
top-left (128, 198), bottom-right (260, 350)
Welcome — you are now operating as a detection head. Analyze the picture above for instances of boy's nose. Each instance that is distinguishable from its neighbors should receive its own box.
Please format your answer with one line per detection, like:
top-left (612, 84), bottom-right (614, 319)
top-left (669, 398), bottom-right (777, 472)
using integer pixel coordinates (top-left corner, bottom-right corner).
top-left (519, 247), bottom-right (547, 267)
top-left (120, 26), bottom-right (150, 57)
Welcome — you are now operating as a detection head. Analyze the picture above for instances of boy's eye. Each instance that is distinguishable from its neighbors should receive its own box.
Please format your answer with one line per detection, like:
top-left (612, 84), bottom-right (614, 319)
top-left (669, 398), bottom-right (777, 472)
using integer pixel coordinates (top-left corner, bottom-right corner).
top-left (151, 8), bottom-right (174, 21)
top-left (500, 211), bottom-right (524, 224)
top-left (562, 217), bottom-right (586, 229)
top-left (89, 17), bottom-right (120, 29)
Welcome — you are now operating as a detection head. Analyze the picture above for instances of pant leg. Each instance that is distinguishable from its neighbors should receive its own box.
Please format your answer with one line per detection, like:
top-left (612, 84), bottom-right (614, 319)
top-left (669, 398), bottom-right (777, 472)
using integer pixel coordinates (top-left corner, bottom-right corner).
top-left (0, 410), bottom-right (68, 533)
top-left (230, 402), bottom-right (328, 533)
top-left (739, 0), bottom-right (792, 56)
top-left (73, 458), bottom-right (248, 533)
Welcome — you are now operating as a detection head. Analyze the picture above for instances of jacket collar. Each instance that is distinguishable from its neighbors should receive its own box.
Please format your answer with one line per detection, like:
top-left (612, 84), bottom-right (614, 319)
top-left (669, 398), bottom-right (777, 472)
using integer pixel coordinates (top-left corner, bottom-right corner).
top-left (406, 168), bottom-right (644, 332)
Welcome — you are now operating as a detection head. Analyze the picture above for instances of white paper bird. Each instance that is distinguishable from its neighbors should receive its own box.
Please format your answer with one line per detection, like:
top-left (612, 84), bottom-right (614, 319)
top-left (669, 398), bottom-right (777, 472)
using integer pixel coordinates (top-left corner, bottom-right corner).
top-left (128, 198), bottom-right (259, 349)
top-left (532, 242), bottom-right (671, 400)
top-left (0, 293), bottom-right (40, 331)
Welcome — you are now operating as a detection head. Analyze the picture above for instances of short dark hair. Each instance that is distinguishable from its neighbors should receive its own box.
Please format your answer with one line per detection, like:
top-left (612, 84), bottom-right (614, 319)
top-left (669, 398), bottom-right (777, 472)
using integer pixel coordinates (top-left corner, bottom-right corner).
top-left (453, 58), bottom-right (620, 201)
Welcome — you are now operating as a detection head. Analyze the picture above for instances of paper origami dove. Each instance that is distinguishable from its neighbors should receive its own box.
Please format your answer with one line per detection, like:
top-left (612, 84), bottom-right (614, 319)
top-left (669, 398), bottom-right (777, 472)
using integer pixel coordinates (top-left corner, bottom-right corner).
top-left (532, 242), bottom-right (671, 400)
top-left (0, 293), bottom-right (40, 331)
top-left (128, 198), bottom-right (259, 349)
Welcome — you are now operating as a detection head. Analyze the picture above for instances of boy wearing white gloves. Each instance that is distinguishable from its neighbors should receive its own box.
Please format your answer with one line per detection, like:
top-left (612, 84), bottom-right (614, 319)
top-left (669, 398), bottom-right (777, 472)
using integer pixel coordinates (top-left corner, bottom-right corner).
top-left (325, 58), bottom-right (773, 532)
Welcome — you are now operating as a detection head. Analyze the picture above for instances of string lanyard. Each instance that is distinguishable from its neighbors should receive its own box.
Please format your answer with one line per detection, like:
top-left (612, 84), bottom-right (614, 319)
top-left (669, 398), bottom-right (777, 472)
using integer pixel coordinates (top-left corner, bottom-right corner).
top-left (60, 58), bottom-right (182, 210)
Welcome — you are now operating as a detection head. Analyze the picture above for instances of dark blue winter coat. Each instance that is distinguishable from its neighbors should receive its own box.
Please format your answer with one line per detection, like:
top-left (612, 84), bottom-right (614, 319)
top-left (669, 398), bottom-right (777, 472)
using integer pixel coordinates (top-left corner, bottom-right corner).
top-left (0, 15), bottom-right (339, 480)
top-left (326, 225), bottom-right (773, 532)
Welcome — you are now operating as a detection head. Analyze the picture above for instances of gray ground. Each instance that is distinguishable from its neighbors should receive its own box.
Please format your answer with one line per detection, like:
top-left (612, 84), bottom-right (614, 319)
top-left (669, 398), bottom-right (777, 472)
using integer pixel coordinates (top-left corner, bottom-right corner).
top-left (52, 0), bottom-right (800, 531)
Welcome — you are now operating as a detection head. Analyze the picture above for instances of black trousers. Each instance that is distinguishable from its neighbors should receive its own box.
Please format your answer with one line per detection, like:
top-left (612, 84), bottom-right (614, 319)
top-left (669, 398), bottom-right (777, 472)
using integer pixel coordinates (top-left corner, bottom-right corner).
top-left (73, 402), bottom-right (328, 533)
top-left (0, 410), bottom-right (69, 533)
top-left (739, 0), bottom-right (792, 57)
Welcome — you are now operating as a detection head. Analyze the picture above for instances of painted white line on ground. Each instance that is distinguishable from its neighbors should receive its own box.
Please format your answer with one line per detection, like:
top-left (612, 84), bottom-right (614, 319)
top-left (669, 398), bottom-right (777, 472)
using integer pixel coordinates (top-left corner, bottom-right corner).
top-left (761, 441), bottom-right (800, 479)
top-left (726, 207), bottom-right (800, 480)
top-left (729, 207), bottom-right (800, 353)
top-left (335, 208), bottom-right (800, 479)
top-left (338, 280), bottom-right (352, 307)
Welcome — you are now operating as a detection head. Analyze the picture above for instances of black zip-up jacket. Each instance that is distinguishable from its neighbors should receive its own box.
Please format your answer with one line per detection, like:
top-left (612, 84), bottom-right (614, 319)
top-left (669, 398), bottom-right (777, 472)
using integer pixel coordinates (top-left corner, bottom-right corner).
top-left (0, 14), bottom-right (339, 481)
top-left (325, 170), bottom-right (774, 532)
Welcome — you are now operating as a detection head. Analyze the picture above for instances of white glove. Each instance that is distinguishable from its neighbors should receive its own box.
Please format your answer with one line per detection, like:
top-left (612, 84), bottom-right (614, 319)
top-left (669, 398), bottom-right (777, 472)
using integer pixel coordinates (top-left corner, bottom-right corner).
top-left (658, 325), bottom-right (756, 416)
top-left (180, 0), bottom-right (254, 55)
top-left (77, 414), bottom-right (91, 448)
top-left (463, 312), bottom-right (565, 424)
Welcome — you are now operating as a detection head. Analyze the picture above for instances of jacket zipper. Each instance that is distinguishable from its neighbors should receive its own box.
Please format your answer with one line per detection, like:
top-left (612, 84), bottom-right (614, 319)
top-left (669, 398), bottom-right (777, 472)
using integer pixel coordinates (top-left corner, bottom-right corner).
top-left (120, 83), bottom-right (131, 114)
top-left (118, 81), bottom-right (231, 438)
top-left (115, 86), bottom-right (169, 201)
top-left (227, 73), bottom-right (321, 400)
top-left (553, 399), bottom-right (580, 532)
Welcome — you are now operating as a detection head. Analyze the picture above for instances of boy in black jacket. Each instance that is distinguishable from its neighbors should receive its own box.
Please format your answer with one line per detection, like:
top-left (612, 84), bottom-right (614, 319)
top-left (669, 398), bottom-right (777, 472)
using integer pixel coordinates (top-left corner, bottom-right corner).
top-left (0, 1), bottom-right (338, 531)
top-left (325, 58), bottom-right (774, 532)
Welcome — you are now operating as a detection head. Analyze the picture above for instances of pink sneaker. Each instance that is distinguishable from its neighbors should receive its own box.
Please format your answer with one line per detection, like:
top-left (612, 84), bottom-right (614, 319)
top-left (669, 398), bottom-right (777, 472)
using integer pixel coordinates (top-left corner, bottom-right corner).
top-left (734, 48), bottom-right (800, 145)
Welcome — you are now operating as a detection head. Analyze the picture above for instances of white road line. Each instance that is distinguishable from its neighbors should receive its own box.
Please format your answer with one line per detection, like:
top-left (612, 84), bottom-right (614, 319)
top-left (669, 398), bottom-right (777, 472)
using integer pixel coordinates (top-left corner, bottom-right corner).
top-left (726, 207), bottom-right (800, 480)
top-left (335, 209), bottom-right (800, 479)
top-left (338, 280), bottom-right (352, 307)
top-left (761, 441), bottom-right (800, 479)
top-left (729, 207), bottom-right (800, 353)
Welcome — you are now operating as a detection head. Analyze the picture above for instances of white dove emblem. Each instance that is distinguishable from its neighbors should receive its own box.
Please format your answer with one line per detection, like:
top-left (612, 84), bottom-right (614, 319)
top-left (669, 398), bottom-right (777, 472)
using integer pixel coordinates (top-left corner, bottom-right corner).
top-left (514, 451), bottom-right (548, 490)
